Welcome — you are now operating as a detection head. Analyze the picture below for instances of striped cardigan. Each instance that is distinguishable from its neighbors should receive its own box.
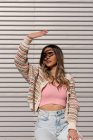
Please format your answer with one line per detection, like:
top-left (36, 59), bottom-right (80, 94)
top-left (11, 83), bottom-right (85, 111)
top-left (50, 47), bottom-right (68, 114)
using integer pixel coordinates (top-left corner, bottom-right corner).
top-left (14, 36), bottom-right (80, 130)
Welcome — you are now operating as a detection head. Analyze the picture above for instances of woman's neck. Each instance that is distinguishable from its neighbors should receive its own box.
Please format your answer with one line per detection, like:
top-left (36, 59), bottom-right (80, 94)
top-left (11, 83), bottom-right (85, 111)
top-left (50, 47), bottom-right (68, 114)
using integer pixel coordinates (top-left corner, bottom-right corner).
top-left (50, 65), bottom-right (57, 77)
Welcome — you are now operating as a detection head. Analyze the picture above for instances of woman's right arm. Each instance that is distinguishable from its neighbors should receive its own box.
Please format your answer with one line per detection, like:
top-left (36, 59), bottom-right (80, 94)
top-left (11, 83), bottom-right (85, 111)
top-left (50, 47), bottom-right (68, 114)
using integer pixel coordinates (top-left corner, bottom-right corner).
top-left (14, 36), bottom-right (33, 83)
top-left (14, 30), bottom-right (48, 83)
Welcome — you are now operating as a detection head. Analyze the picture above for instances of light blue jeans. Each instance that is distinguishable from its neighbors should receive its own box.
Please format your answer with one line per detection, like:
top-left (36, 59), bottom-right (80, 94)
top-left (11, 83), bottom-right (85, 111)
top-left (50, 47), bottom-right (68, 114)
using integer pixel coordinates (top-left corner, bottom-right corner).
top-left (34, 109), bottom-right (83, 140)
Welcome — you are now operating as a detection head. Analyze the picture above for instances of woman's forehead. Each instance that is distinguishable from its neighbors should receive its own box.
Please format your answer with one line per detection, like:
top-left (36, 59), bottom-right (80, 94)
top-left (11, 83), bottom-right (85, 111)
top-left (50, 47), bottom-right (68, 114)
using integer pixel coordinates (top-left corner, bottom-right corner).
top-left (44, 47), bottom-right (53, 53)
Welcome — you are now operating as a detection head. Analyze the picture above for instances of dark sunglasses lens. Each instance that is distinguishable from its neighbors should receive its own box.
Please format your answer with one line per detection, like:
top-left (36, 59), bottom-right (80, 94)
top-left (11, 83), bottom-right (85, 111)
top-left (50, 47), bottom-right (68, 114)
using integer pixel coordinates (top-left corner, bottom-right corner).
top-left (43, 52), bottom-right (54, 58)
top-left (48, 52), bottom-right (54, 56)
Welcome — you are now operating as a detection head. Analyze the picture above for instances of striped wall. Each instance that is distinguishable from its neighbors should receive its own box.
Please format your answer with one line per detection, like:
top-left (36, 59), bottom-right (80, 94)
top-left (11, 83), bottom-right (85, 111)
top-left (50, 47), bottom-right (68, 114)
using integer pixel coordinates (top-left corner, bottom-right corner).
top-left (0, 0), bottom-right (93, 140)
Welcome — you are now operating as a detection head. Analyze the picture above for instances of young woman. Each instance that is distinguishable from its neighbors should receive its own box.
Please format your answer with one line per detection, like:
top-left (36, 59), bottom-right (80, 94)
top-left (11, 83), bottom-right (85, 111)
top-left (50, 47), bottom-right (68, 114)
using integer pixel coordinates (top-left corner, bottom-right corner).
top-left (14, 30), bottom-right (84, 140)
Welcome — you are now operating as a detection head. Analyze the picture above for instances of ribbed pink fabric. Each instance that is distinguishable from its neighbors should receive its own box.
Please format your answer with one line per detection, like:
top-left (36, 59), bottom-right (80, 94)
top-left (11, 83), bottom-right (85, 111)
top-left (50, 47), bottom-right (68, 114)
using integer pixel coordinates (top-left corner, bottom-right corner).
top-left (39, 83), bottom-right (67, 107)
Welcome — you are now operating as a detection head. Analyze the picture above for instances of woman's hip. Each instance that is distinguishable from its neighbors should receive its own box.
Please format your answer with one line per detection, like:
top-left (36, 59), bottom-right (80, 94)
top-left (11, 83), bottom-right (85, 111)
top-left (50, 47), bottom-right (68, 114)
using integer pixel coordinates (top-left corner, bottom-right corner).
top-left (35, 108), bottom-right (68, 130)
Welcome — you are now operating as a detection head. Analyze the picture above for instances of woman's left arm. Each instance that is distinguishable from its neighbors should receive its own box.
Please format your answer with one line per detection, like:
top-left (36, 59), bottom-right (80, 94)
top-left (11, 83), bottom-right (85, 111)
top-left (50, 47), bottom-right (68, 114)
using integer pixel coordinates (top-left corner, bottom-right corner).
top-left (67, 74), bottom-right (80, 129)
top-left (67, 74), bottom-right (80, 140)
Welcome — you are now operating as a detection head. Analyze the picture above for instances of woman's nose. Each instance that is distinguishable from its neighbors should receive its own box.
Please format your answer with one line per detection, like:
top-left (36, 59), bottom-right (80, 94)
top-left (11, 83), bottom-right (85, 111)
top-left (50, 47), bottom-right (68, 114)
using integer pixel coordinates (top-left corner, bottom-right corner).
top-left (45, 55), bottom-right (50, 60)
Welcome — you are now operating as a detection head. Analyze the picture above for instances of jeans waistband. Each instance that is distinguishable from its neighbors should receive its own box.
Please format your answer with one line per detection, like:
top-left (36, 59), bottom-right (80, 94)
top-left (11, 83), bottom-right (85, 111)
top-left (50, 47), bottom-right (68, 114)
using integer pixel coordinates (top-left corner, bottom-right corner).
top-left (38, 108), bottom-right (65, 116)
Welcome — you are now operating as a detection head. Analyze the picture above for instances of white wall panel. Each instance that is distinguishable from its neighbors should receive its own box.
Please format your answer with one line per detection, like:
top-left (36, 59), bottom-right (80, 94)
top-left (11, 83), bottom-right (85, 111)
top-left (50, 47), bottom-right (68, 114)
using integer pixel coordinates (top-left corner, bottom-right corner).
top-left (0, 0), bottom-right (93, 140)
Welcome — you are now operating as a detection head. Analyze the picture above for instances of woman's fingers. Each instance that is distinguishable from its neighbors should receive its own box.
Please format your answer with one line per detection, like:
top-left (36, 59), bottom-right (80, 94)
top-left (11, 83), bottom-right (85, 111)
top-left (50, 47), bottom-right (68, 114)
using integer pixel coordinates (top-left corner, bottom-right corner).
top-left (36, 30), bottom-right (48, 37)
top-left (41, 30), bottom-right (48, 34)
top-left (68, 129), bottom-right (79, 140)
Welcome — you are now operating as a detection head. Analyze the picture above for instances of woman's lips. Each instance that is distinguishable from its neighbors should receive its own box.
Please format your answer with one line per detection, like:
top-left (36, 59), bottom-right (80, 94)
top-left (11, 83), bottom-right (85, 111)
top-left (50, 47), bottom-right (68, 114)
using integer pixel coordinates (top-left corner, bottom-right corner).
top-left (46, 60), bottom-right (51, 63)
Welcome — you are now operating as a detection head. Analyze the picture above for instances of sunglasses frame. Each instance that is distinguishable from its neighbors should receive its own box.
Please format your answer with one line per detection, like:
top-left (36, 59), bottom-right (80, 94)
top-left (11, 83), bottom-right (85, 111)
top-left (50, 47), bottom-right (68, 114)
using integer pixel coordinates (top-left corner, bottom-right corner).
top-left (43, 51), bottom-right (55, 60)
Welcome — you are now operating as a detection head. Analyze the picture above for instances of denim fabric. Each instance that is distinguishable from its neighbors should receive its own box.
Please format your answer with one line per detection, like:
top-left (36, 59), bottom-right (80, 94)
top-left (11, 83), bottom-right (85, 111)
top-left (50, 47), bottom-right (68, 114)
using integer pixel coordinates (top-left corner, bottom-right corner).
top-left (34, 109), bottom-right (83, 140)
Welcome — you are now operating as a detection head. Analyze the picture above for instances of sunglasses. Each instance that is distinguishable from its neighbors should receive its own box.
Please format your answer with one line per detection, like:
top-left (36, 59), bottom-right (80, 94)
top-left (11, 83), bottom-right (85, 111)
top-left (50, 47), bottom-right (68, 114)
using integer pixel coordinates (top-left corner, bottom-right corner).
top-left (43, 51), bottom-right (55, 59)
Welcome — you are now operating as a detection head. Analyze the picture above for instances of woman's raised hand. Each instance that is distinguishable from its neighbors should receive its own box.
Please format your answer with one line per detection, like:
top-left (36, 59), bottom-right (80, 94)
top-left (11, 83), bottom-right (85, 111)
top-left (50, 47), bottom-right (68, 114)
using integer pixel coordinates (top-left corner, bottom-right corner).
top-left (27, 30), bottom-right (48, 39)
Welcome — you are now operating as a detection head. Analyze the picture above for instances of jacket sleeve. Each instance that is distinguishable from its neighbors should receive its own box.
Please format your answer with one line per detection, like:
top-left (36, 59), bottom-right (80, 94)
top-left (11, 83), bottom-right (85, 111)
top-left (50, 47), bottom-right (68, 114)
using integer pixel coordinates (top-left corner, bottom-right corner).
top-left (67, 74), bottom-right (80, 130)
top-left (14, 36), bottom-right (36, 83)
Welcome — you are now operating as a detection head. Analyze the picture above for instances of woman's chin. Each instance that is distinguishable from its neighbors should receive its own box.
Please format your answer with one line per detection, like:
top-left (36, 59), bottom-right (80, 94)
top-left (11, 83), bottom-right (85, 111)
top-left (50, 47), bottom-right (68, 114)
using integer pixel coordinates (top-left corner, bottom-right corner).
top-left (46, 64), bottom-right (56, 69)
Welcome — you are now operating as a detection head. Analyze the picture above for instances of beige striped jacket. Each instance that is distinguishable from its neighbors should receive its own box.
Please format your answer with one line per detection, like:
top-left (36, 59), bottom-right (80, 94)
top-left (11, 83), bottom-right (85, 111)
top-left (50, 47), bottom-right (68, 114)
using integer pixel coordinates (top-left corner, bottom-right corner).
top-left (14, 36), bottom-right (80, 130)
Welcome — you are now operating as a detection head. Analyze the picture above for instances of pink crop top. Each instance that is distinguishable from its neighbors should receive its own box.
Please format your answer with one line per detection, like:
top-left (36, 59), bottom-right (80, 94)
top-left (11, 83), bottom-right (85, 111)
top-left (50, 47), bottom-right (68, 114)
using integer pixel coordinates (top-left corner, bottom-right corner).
top-left (39, 83), bottom-right (67, 107)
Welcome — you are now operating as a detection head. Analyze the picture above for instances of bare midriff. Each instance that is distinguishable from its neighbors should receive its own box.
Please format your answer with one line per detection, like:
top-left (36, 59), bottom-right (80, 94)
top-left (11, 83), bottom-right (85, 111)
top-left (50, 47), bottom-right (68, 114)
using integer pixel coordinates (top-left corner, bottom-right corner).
top-left (39, 104), bottom-right (65, 111)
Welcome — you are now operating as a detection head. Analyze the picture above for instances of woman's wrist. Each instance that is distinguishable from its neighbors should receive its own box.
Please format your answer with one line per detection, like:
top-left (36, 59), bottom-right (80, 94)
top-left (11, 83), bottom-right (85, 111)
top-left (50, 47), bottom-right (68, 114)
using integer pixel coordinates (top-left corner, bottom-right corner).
top-left (68, 129), bottom-right (77, 132)
top-left (23, 35), bottom-right (33, 45)
top-left (26, 34), bottom-right (34, 40)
